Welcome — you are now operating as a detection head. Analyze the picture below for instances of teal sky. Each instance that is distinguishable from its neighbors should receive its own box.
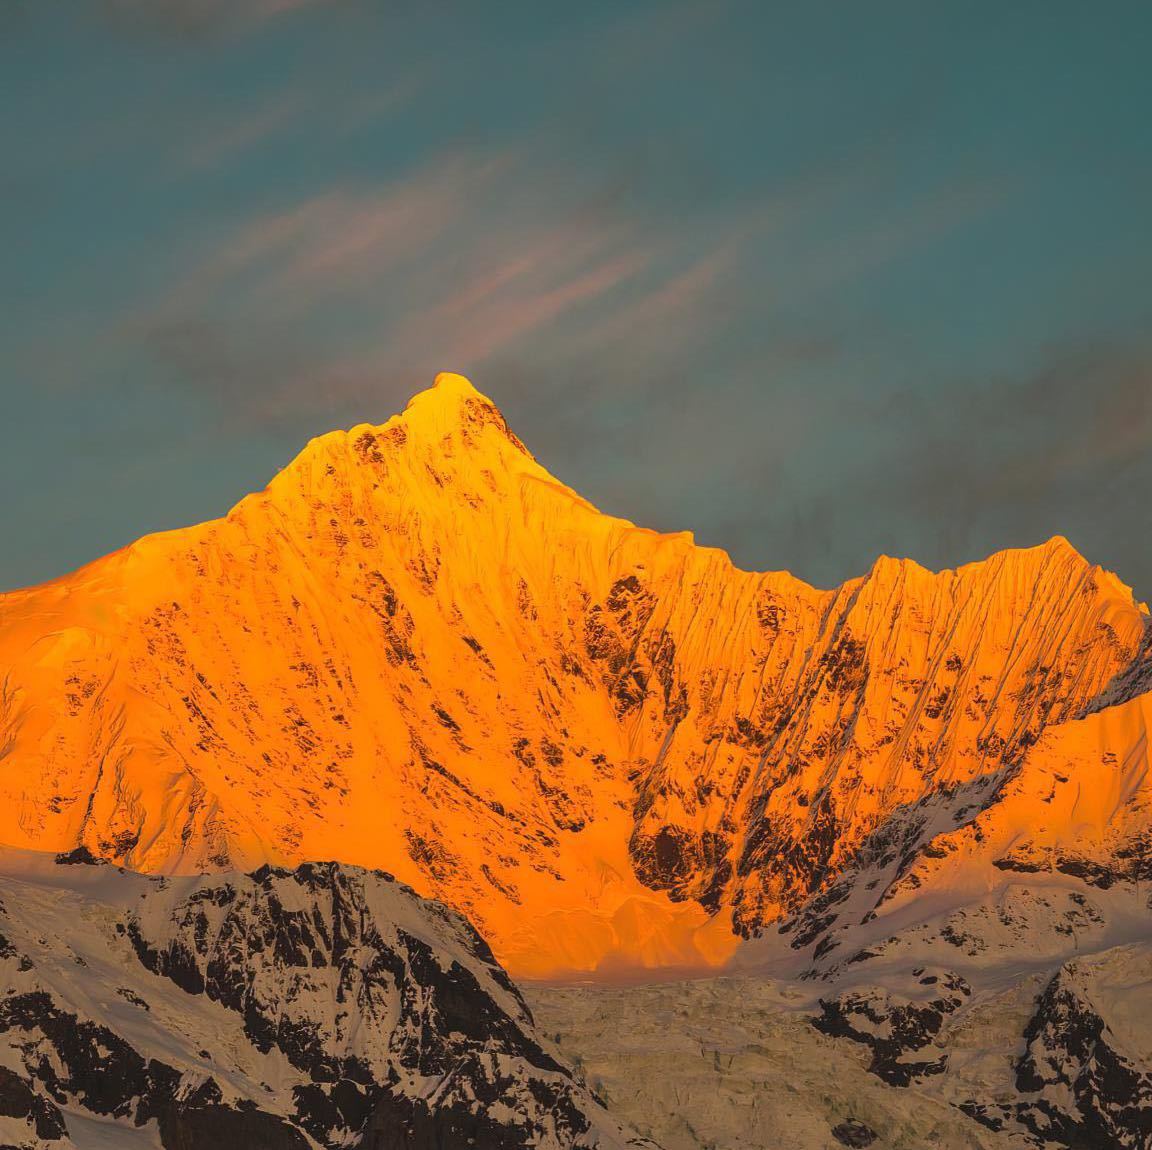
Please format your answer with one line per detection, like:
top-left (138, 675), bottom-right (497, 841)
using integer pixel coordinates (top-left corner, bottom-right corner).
top-left (2, 1), bottom-right (1150, 596)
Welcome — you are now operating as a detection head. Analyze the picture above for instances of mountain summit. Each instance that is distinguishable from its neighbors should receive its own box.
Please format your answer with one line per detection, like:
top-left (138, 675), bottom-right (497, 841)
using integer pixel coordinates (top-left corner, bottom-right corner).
top-left (0, 375), bottom-right (1149, 979)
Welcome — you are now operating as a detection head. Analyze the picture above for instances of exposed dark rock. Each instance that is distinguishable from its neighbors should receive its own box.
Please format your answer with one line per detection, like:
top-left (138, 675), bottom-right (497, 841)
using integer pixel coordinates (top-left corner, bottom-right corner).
top-left (120, 862), bottom-right (608, 1148)
top-left (151, 1100), bottom-right (313, 1150)
top-left (812, 979), bottom-right (967, 1087)
top-left (0, 1065), bottom-right (67, 1141)
top-left (831, 1118), bottom-right (878, 1147)
top-left (1013, 963), bottom-right (1152, 1149)
top-left (53, 845), bottom-right (108, 866)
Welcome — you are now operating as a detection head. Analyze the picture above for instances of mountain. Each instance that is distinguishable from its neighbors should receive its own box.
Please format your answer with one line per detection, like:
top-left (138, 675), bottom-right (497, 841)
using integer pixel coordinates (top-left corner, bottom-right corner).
top-left (0, 847), bottom-right (649, 1150)
top-left (5, 372), bottom-right (1152, 1149)
top-left (0, 373), bottom-right (1148, 983)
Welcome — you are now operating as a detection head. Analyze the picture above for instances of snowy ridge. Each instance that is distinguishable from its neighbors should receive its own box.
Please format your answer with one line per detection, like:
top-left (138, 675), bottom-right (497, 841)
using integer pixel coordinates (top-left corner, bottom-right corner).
top-left (0, 849), bottom-right (650, 1150)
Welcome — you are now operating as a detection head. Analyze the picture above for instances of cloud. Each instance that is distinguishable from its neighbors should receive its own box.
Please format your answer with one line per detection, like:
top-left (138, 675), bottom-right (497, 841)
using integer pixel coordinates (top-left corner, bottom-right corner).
top-left (162, 74), bottom-right (421, 178)
top-left (174, 95), bottom-right (304, 172)
top-left (127, 150), bottom-right (744, 429)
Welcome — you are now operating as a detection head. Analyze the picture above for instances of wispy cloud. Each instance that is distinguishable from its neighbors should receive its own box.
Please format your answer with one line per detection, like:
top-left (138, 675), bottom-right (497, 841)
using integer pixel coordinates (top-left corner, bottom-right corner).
top-left (127, 151), bottom-right (742, 428)
top-left (174, 95), bottom-right (304, 172)
top-left (165, 73), bottom-right (421, 178)
top-left (166, 154), bottom-right (510, 306)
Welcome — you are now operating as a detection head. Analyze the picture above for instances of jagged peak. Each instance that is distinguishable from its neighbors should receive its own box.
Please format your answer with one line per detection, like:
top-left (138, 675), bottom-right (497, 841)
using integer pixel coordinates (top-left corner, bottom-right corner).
top-left (953, 534), bottom-right (1089, 582)
top-left (862, 536), bottom-right (1092, 588)
top-left (999, 534), bottom-right (1084, 563)
top-left (987, 535), bottom-right (1145, 603)
top-left (1020, 533), bottom-right (1092, 568)
top-left (396, 370), bottom-right (514, 440)
top-left (411, 370), bottom-right (484, 406)
top-left (865, 553), bottom-right (933, 581)
top-left (253, 373), bottom-right (529, 499)
top-left (1038, 532), bottom-right (1076, 554)
top-left (397, 370), bottom-right (484, 428)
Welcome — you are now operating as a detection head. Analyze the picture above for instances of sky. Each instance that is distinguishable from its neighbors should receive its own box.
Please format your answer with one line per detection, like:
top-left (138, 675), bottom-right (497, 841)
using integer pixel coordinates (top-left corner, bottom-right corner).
top-left (2, 0), bottom-right (1150, 597)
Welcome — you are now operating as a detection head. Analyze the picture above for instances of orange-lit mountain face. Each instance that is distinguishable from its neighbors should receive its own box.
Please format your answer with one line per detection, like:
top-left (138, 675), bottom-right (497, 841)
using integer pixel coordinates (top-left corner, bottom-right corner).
top-left (0, 374), bottom-right (1149, 979)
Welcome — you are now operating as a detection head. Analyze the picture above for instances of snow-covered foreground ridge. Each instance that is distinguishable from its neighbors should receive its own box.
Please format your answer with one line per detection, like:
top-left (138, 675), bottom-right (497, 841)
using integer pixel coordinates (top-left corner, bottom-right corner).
top-left (0, 848), bottom-right (648, 1150)
top-left (0, 371), bottom-right (1150, 981)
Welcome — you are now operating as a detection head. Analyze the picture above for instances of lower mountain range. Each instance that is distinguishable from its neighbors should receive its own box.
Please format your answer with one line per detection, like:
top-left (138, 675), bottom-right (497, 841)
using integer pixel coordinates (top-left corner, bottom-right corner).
top-left (1, 374), bottom-right (1149, 1148)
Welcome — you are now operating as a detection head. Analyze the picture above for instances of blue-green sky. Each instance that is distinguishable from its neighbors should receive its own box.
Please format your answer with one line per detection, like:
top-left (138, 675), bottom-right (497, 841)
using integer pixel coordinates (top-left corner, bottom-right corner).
top-left (2, 0), bottom-right (1150, 595)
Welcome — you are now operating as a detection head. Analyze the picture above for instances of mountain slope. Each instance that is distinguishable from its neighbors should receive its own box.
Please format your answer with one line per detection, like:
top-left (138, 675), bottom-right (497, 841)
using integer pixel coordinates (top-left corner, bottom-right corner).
top-left (721, 662), bottom-right (1152, 1147)
top-left (0, 373), bottom-right (1147, 977)
top-left (0, 848), bottom-right (648, 1150)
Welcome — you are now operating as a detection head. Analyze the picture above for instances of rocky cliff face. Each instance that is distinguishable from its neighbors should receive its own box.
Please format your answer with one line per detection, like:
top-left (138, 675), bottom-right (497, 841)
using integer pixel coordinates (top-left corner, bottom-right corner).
top-left (775, 679), bottom-right (1152, 979)
top-left (0, 373), bottom-right (1147, 978)
top-left (1008, 948), bottom-right (1152, 1148)
top-left (0, 848), bottom-right (648, 1150)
